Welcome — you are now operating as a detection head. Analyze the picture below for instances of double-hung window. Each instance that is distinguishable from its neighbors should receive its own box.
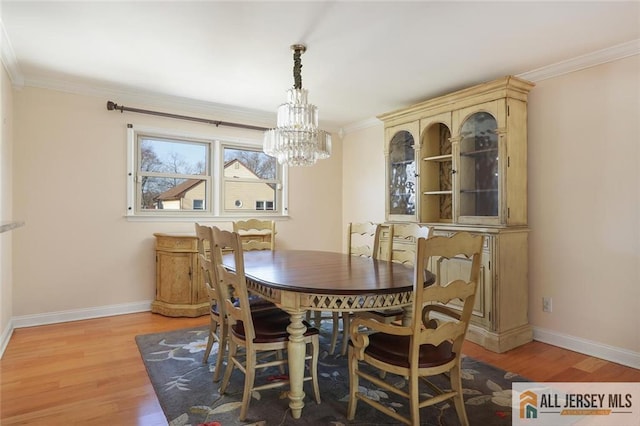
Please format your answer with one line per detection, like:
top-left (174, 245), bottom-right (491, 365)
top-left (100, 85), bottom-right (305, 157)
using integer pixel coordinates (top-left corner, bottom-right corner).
top-left (127, 125), bottom-right (286, 217)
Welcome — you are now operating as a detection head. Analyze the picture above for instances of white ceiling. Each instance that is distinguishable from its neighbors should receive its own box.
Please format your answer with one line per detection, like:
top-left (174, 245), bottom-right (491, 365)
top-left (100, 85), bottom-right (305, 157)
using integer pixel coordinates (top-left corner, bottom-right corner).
top-left (1, 1), bottom-right (639, 131)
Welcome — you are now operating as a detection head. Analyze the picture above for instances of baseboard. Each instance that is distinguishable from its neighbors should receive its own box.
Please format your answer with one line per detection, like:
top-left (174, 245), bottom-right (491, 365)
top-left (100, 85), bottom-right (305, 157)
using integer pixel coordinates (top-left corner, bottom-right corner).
top-left (10, 300), bottom-right (153, 329)
top-left (0, 318), bottom-right (15, 359)
top-left (533, 326), bottom-right (640, 370)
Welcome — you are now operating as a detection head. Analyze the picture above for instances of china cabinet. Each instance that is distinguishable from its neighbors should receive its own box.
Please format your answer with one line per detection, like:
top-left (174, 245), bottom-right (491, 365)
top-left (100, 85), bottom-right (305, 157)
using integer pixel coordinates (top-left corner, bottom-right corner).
top-left (379, 76), bottom-right (534, 352)
top-left (151, 233), bottom-right (209, 317)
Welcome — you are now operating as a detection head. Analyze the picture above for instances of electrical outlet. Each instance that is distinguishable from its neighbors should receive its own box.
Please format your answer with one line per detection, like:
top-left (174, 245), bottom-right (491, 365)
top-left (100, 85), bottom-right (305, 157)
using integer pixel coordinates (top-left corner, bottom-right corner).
top-left (542, 297), bottom-right (552, 313)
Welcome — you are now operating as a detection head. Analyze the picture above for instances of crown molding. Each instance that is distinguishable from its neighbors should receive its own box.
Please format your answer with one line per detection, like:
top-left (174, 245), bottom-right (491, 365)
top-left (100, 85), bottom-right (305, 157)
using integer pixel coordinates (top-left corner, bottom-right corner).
top-left (517, 39), bottom-right (640, 82)
top-left (341, 116), bottom-right (382, 135)
top-left (0, 18), bottom-right (24, 87)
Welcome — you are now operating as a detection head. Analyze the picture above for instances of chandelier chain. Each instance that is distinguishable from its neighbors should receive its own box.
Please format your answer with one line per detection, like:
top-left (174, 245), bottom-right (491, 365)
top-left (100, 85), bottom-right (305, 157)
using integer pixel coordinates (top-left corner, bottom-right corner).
top-left (293, 48), bottom-right (303, 90)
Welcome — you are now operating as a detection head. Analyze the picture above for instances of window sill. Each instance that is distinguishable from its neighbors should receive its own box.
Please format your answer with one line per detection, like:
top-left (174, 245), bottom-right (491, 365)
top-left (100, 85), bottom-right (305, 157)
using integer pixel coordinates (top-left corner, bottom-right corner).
top-left (124, 214), bottom-right (289, 222)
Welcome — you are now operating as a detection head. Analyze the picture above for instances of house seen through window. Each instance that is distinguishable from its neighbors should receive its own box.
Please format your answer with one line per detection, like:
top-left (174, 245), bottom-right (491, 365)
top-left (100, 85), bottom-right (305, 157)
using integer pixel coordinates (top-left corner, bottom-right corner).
top-left (128, 127), bottom-right (284, 216)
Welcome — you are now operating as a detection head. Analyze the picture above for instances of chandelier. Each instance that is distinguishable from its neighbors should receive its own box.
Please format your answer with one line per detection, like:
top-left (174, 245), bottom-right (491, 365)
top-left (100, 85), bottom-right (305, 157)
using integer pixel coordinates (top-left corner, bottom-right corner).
top-left (263, 44), bottom-right (331, 166)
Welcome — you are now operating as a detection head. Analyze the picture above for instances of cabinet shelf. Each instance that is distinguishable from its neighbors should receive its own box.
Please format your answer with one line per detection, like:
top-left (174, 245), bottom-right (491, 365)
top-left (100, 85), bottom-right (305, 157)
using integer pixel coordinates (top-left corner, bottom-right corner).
top-left (460, 189), bottom-right (498, 194)
top-left (423, 190), bottom-right (452, 195)
top-left (423, 154), bottom-right (453, 162)
top-left (460, 148), bottom-right (498, 157)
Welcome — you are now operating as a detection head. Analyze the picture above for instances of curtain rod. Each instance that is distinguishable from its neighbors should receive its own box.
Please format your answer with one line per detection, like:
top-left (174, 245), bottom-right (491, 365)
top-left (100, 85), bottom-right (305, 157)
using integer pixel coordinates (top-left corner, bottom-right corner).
top-left (106, 101), bottom-right (269, 132)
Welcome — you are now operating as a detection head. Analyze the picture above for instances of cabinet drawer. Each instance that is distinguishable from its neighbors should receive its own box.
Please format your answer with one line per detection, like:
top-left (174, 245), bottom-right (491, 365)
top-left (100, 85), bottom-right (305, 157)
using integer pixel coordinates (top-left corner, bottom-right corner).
top-left (154, 233), bottom-right (197, 252)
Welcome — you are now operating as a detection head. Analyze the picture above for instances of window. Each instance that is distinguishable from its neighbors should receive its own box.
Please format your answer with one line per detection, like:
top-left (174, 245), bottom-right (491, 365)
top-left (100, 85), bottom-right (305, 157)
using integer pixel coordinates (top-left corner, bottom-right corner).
top-left (223, 146), bottom-right (279, 213)
top-left (127, 126), bottom-right (287, 217)
top-left (255, 200), bottom-right (274, 210)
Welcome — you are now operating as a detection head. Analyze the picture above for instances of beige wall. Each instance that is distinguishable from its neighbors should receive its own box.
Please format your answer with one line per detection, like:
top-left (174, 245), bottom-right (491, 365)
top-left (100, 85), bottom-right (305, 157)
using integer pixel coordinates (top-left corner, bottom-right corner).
top-left (527, 55), bottom-right (639, 352)
top-left (11, 87), bottom-right (342, 318)
top-left (1, 64), bottom-right (14, 338)
top-left (341, 123), bottom-right (386, 251)
top-left (342, 56), bottom-right (640, 357)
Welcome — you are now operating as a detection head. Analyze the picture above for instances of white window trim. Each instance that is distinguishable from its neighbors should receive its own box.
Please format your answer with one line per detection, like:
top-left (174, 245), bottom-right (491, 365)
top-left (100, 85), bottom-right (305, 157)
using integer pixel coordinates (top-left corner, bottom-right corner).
top-left (126, 124), bottom-right (289, 220)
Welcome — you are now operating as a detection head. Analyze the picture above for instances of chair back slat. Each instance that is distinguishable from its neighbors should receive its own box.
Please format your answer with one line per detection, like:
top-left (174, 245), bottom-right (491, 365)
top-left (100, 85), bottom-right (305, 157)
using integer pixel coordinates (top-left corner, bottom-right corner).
top-left (347, 222), bottom-right (381, 259)
top-left (411, 232), bottom-right (484, 360)
top-left (233, 219), bottom-right (276, 251)
top-left (211, 227), bottom-right (256, 342)
top-left (382, 223), bottom-right (432, 265)
top-left (195, 223), bottom-right (223, 314)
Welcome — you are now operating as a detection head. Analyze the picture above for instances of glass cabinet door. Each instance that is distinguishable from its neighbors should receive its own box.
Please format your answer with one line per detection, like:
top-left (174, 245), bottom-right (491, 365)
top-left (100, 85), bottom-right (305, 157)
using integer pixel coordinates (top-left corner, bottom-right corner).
top-left (458, 111), bottom-right (499, 218)
top-left (388, 130), bottom-right (416, 219)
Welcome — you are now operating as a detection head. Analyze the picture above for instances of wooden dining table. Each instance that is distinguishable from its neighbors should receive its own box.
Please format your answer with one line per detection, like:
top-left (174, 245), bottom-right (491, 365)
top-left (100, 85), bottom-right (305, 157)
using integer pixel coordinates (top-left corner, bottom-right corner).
top-left (222, 249), bottom-right (424, 420)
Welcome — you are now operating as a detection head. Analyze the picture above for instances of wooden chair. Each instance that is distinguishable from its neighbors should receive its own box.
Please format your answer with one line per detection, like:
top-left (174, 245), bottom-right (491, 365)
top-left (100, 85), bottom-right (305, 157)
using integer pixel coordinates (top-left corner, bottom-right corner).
top-left (212, 227), bottom-right (321, 421)
top-left (332, 222), bottom-right (382, 355)
top-left (195, 223), bottom-right (283, 382)
top-left (347, 231), bottom-right (484, 426)
top-left (361, 223), bottom-right (433, 324)
top-left (232, 219), bottom-right (276, 251)
top-left (347, 222), bottom-right (382, 259)
top-left (195, 223), bottom-right (226, 382)
top-left (308, 222), bottom-right (382, 356)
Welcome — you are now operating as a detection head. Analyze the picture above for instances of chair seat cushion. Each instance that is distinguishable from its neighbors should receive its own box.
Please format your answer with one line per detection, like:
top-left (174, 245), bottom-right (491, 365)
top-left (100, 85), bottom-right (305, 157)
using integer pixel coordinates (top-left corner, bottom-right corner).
top-left (363, 332), bottom-right (454, 368)
top-left (211, 303), bottom-right (221, 316)
top-left (231, 316), bottom-right (319, 344)
top-left (228, 294), bottom-right (277, 311)
top-left (247, 294), bottom-right (277, 312)
top-left (369, 308), bottom-right (404, 318)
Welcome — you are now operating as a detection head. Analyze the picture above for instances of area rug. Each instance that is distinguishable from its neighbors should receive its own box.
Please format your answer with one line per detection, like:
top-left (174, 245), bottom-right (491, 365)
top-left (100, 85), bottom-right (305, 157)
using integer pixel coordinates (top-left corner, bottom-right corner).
top-left (136, 324), bottom-right (528, 425)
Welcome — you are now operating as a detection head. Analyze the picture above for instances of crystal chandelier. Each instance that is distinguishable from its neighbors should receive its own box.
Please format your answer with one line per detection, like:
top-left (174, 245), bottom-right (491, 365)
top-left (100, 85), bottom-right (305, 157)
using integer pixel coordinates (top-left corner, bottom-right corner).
top-left (263, 44), bottom-right (331, 166)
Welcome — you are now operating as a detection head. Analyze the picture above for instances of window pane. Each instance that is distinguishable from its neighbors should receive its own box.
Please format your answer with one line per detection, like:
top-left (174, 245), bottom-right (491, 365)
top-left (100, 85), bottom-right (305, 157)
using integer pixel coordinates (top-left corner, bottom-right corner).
top-left (141, 177), bottom-right (207, 211)
top-left (141, 137), bottom-right (207, 175)
top-left (225, 181), bottom-right (276, 211)
top-left (223, 147), bottom-right (276, 180)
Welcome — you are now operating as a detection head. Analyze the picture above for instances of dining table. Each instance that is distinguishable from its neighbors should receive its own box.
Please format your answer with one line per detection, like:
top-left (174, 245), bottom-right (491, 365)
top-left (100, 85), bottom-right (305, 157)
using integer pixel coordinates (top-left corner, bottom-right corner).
top-left (222, 249), bottom-right (430, 420)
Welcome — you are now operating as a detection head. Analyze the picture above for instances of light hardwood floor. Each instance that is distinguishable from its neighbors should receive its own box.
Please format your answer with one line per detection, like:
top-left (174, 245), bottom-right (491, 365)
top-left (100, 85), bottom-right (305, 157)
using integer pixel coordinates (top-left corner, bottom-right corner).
top-left (1, 312), bottom-right (638, 425)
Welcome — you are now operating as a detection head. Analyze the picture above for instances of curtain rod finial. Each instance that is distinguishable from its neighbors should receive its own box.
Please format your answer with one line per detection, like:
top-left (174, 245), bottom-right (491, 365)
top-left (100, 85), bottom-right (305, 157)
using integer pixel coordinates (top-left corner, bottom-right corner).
top-left (107, 101), bottom-right (124, 112)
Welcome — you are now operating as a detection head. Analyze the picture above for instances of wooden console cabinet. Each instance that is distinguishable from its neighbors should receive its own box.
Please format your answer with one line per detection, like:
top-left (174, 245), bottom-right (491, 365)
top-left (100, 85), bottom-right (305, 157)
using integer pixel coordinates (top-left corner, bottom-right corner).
top-left (151, 233), bottom-right (209, 317)
top-left (379, 76), bottom-right (534, 352)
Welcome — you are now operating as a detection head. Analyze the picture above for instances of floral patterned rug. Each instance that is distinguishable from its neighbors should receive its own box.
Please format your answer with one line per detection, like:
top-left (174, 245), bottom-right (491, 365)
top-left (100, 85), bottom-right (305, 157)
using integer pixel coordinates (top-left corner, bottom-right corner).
top-left (135, 324), bottom-right (528, 425)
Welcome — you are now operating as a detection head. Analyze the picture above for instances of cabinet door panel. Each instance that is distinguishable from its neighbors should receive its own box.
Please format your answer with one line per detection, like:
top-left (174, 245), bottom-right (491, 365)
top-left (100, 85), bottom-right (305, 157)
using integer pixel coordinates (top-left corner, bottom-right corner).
top-left (430, 252), bottom-right (490, 328)
top-left (385, 122), bottom-right (419, 222)
top-left (453, 100), bottom-right (507, 226)
top-left (156, 251), bottom-right (193, 304)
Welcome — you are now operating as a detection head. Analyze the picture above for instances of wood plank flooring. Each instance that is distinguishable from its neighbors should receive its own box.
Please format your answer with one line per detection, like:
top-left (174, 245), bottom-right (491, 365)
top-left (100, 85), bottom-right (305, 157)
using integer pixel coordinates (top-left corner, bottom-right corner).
top-left (1, 312), bottom-right (638, 425)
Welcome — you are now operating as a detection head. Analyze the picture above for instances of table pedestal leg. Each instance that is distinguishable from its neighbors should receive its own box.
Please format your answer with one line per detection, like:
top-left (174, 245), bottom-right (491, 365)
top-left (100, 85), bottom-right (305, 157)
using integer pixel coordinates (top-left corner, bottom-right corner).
top-left (286, 310), bottom-right (306, 419)
top-left (402, 304), bottom-right (413, 326)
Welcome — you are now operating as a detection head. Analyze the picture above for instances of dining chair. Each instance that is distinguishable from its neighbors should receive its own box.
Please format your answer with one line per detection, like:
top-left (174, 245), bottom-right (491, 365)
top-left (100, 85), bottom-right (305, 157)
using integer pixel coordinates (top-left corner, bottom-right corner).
top-left (334, 222), bottom-right (383, 355)
top-left (360, 223), bottom-right (433, 325)
top-left (195, 223), bottom-right (228, 382)
top-left (232, 219), bottom-right (276, 251)
top-left (212, 227), bottom-right (321, 421)
top-left (347, 231), bottom-right (484, 426)
top-left (195, 223), bottom-right (283, 382)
